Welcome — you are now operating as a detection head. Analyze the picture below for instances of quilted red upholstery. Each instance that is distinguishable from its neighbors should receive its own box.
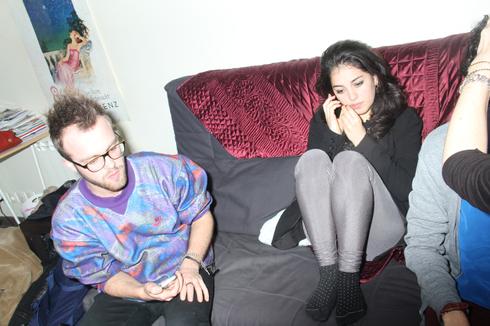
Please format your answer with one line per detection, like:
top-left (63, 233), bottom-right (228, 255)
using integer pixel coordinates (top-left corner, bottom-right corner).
top-left (377, 32), bottom-right (469, 139)
top-left (177, 59), bottom-right (319, 158)
top-left (177, 33), bottom-right (470, 159)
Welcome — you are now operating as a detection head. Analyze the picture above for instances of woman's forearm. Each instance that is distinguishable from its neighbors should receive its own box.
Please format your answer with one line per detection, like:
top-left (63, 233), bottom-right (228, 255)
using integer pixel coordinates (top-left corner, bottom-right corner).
top-left (443, 72), bottom-right (490, 162)
top-left (444, 17), bottom-right (490, 162)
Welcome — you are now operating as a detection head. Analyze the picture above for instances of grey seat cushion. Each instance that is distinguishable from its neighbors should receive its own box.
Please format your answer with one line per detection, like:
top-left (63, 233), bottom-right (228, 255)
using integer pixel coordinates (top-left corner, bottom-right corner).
top-left (213, 232), bottom-right (421, 326)
top-left (213, 232), bottom-right (319, 325)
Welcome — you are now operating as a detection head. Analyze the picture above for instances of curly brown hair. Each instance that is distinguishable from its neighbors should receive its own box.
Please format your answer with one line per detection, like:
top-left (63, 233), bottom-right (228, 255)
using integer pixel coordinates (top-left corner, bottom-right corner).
top-left (47, 93), bottom-right (112, 159)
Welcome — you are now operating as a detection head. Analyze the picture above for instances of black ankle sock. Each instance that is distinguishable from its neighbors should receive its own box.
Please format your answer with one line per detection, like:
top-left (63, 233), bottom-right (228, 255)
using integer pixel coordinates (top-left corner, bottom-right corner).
top-left (336, 271), bottom-right (367, 325)
top-left (305, 264), bottom-right (338, 321)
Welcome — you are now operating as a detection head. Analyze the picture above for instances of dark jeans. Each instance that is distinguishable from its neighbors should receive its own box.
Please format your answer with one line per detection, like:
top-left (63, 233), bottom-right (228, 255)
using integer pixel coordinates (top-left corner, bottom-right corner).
top-left (79, 269), bottom-right (214, 326)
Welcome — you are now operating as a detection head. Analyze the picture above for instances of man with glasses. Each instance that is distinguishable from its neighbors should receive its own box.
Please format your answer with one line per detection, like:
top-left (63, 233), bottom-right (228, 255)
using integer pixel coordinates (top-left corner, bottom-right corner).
top-left (47, 93), bottom-right (215, 325)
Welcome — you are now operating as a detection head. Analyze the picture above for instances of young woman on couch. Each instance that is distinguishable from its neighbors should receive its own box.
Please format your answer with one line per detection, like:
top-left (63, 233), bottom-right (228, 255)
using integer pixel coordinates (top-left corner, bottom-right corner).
top-left (294, 40), bottom-right (422, 324)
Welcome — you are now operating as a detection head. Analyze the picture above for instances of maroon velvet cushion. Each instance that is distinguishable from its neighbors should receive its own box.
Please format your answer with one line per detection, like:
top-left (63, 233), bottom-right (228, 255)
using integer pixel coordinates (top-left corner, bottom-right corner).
top-left (177, 33), bottom-right (470, 159)
top-left (377, 32), bottom-right (469, 139)
top-left (177, 58), bottom-right (319, 158)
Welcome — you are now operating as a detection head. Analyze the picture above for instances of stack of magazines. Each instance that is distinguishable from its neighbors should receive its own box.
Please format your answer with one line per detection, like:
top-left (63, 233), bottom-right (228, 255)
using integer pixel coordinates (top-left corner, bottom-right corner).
top-left (0, 106), bottom-right (47, 142)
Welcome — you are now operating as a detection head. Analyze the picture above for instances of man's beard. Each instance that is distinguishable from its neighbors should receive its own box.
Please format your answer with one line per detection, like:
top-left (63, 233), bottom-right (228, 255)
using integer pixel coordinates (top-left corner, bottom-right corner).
top-left (84, 164), bottom-right (128, 194)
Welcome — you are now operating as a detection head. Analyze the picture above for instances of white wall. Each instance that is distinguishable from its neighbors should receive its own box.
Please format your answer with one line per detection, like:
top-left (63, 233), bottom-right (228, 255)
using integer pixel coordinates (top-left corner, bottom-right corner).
top-left (98, 0), bottom-right (486, 153)
top-left (2, 0), bottom-right (488, 152)
top-left (0, 0), bottom-right (488, 214)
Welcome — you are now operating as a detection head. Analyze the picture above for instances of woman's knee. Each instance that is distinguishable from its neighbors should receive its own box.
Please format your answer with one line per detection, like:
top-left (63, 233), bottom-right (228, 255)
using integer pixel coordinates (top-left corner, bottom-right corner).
top-left (333, 151), bottom-right (371, 176)
top-left (294, 149), bottom-right (331, 179)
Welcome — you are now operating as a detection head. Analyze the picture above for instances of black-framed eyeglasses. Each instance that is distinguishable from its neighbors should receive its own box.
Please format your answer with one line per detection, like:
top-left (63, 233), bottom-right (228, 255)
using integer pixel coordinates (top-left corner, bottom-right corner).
top-left (68, 139), bottom-right (125, 173)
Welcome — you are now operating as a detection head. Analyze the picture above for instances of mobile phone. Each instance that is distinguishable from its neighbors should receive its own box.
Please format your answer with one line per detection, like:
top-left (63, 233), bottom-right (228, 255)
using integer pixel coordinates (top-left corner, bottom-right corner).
top-left (159, 275), bottom-right (177, 289)
top-left (334, 107), bottom-right (342, 118)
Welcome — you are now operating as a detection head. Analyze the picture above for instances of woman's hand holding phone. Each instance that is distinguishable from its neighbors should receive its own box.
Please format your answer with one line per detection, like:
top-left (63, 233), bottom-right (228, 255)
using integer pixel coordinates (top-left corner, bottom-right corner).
top-left (322, 94), bottom-right (343, 135)
top-left (323, 94), bottom-right (366, 145)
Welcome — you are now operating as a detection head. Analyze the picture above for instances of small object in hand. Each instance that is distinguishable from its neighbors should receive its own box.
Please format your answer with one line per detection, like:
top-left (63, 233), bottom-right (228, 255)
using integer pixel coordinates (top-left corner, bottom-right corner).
top-left (159, 275), bottom-right (177, 289)
top-left (334, 107), bottom-right (342, 118)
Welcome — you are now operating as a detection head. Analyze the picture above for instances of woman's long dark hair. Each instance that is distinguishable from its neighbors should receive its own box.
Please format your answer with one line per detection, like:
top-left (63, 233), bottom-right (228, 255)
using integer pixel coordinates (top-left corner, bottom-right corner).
top-left (316, 40), bottom-right (407, 140)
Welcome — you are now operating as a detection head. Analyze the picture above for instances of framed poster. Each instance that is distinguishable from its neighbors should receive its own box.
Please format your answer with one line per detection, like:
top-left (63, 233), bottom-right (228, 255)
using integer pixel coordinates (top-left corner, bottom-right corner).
top-left (9, 0), bottom-right (128, 121)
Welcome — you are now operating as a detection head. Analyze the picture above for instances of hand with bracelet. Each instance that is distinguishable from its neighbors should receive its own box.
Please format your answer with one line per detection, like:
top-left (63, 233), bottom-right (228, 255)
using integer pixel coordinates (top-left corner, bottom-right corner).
top-left (178, 252), bottom-right (210, 303)
top-left (445, 15), bottom-right (490, 162)
top-left (461, 15), bottom-right (490, 92)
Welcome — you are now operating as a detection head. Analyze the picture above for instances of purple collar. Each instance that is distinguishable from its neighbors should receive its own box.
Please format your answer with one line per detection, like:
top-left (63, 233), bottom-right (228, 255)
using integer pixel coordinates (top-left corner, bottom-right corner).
top-left (79, 159), bottom-right (135, 214)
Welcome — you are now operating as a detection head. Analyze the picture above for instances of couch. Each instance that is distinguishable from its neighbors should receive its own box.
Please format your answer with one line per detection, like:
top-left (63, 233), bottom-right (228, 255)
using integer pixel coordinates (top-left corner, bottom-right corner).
top-left (164, 32), bottom-right (469, 325)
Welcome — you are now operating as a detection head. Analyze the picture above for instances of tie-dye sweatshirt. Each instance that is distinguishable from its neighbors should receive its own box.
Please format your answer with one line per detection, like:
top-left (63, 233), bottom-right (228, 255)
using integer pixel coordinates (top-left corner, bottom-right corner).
top-left (51, 152), bottom-right (213, 290)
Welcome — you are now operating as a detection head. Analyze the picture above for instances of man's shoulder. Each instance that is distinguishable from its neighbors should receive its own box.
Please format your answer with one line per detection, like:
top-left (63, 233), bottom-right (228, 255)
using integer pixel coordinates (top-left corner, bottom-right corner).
top-left (129, 151), bottom-right (169, 159)
top-left (420, 124), bottom-right (448, 157)
top-left (128, 152), bottom-right (198, 174)
top-left (52, 182), bottom-right (87, 222)
top-left (56, 181), bottom-right (81, 205)
top-left (424, 124), bottom-right (448, 144)
top-left (129, 151), bottom-right (186, 159)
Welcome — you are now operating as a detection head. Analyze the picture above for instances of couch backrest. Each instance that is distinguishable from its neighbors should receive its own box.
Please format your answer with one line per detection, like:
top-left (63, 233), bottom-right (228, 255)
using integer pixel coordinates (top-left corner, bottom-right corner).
top-left (167, 77), bottom-right (300, 235)
top-left (168, 32), bottom-right (470, 236)
top-left (177, 32), bottom-right (469, 160)
top-left (377, 33), bottom-right (469, 138)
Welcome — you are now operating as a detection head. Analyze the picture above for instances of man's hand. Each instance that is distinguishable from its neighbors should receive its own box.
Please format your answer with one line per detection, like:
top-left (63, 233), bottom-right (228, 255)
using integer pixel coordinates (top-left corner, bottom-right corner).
top-left (178, 259), bottom-right (209, 303)
top-left (141, 270), bottom-right (183, 301)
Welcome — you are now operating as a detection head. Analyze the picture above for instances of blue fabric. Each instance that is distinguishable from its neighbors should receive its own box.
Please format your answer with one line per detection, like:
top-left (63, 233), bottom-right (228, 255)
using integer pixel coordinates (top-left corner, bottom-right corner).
top-left (457, 199), bottom-right (490, 308)
top-left (29, 259), bottom-right (91, 326)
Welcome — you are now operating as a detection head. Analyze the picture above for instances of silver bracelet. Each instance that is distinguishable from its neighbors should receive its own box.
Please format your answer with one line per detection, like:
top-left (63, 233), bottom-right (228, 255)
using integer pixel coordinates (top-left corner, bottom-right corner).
top-left (181, 252), bottom-right (219, 276)
top-left (182, 252), bottom-right (211, 275)
top-left (459, 72), bottom-right (490, 93)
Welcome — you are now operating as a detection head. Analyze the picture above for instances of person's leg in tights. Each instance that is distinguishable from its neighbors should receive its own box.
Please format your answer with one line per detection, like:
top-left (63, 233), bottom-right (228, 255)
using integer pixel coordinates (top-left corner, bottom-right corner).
top-left (297, 150), bottom-right (405, 323)
top-left (295, 149), bottom-right (338, 321)
top-left (332, 151), bottom-right (405, 325)
top-left (331, 151), bottom-right (371, 324)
